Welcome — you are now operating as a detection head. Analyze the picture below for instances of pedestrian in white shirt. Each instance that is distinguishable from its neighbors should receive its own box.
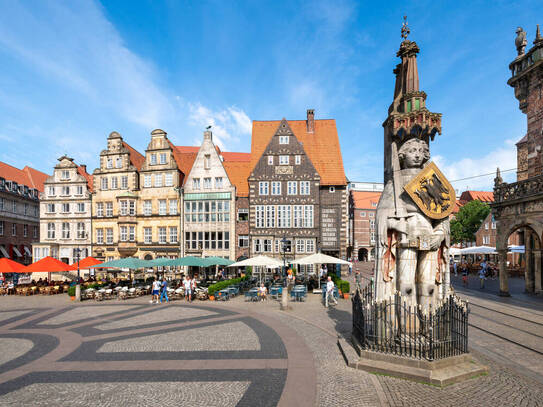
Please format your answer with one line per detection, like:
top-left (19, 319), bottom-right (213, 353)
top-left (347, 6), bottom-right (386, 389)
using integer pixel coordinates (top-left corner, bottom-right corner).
top-left (325, 276), bottom-right (337, 307)
top-left (184, 276), bottom-right (192, 302)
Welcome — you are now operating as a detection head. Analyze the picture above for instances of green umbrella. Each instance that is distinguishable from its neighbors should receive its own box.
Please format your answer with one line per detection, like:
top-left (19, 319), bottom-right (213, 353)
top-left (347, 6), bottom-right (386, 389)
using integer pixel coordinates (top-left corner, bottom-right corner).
top-left (160, 256), bottom-right (207, 267)
top-left (89, 258), bottom-right (151, 269)
top-left (145, 258), bottom-right (174, 267)
top-left (202, 257), bottom-right (235, 267)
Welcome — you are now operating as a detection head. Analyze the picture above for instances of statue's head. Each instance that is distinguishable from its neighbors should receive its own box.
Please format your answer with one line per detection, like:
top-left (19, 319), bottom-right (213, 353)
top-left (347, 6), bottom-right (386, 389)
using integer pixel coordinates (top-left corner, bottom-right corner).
top-left (398, 138), bottom-right (429, 169)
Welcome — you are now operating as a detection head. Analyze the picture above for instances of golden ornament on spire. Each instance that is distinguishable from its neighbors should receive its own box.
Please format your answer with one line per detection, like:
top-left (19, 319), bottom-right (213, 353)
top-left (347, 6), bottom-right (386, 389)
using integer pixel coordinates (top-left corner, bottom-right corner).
top-left (401, 15), bottom-right (410, 40)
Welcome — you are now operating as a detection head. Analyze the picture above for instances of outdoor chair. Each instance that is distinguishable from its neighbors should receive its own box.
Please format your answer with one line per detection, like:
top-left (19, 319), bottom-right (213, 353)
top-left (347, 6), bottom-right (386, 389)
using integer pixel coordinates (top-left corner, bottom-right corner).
top-left (104, 288), bottom-right (113, 299)
top-left (127, 287), bottom-right (136, 298)
top-left (95, 289), bottom-right (105, 301)
top-left (216, 289), bottom-right (229, 301)
top-left (173, 288), bottom-right (184, 300)
top-left (244, 290), bottom-right (258, 302)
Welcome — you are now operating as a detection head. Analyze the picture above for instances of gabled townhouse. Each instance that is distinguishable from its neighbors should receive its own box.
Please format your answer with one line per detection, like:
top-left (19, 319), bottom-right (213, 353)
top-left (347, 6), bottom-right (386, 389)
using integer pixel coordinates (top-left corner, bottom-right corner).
top-left (33, 156), bottom-right (93, 264)
top-left (248, 110), bottom-right (348, 262)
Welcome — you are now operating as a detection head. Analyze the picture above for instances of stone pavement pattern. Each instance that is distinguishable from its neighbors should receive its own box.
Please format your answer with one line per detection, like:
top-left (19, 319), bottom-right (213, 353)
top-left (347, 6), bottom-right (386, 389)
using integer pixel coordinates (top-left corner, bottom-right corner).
top-left (1, 268), bottom-right (543, 407)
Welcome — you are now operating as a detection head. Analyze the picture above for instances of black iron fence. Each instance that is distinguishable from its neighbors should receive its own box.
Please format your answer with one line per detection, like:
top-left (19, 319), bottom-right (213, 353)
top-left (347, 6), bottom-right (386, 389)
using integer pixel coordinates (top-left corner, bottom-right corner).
top-left (352, 284), bottom-right (469, 361)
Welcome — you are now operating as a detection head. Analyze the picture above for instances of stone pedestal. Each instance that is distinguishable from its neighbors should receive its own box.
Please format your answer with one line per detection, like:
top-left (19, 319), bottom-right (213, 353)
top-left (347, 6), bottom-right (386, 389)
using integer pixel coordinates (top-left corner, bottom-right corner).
top-left (338, 337), bottom-right (488, 387)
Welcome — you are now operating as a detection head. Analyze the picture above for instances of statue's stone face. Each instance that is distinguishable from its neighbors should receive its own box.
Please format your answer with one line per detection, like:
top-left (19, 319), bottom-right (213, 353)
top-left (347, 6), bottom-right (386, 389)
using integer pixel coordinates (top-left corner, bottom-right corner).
top-left (401, 140), bottom-right (428, 168)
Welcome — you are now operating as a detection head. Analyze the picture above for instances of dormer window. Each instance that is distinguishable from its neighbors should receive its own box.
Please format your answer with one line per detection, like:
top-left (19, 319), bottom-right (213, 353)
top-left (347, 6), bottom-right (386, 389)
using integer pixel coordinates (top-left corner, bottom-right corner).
top-left (150, 154), bottom-right (157, 165)
top-left (279, 135), bottom-right (289, 144)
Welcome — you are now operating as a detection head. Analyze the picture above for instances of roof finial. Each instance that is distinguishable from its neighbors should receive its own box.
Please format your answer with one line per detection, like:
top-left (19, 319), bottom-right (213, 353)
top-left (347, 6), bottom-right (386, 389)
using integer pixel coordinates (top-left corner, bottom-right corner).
top-left (534, 24), bottom-right (542, 44)
top-left (494, 167), bottom-right (503, 188)
top-left (401, 15), bottom-right (410, 41)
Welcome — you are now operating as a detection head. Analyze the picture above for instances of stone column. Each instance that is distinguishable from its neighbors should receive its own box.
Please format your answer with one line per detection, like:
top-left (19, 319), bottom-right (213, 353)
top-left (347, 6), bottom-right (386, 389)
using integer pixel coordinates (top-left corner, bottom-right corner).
top-left (498, 249), bottom-right (510, 297)
top-left (534, 249), bottom-right (542, 293)
top-left (525, 233), bottom-right (534, 293)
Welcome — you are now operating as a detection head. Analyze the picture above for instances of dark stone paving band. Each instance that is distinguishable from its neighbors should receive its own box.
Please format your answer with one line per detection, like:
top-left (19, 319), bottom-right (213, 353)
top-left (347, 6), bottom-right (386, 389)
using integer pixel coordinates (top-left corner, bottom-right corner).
top-left (0, 368), bottom-right (287, 406)
top-left (0, 333), bottom-right (59, 375)
top-left (62, 316), bottom-right (287, 361)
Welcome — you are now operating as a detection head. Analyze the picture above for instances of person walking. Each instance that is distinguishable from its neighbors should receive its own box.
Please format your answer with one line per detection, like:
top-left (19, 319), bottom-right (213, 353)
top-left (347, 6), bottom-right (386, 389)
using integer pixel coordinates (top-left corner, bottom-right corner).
top-left (184, 275), bottom-right (192, 302)
top-left (453, 261), bottom-right (458, 277)
top-left (478, 266), bottom-right (487, 289)
top-left (151, 279), bottom-right (161, 304)
top-left (325, 276), bottom-right (337, 308)
top-left (160, 278), bottom-right (169, 303)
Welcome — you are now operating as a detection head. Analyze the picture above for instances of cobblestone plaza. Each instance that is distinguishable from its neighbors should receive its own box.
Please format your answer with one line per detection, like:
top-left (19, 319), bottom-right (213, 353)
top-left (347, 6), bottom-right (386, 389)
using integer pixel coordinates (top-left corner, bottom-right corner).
top-left (0, 264), bottom-right (542, 406)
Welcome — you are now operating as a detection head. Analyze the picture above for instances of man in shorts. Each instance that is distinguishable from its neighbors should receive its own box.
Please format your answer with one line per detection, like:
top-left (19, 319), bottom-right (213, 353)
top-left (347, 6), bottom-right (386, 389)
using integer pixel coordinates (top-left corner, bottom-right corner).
top-left (184, 276), bottom-right (192, 302)
top-left (151, 279), bottom-right (161, 304)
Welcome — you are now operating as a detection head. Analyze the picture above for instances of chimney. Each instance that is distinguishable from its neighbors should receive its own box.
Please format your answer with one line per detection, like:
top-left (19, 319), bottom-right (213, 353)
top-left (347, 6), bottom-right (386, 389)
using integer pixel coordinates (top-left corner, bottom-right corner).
top-left (306, 109), bottom-right (315, 133)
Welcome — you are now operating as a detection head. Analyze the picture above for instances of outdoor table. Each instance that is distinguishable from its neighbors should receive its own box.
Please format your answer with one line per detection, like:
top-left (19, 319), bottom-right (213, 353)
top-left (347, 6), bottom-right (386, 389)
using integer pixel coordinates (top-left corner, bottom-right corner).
top-left (290, 287), bottom-right (306, 301)
top-left (270, 286), bottom-right (282, 298)
top-left (245, 288), bottom-right (258, 301)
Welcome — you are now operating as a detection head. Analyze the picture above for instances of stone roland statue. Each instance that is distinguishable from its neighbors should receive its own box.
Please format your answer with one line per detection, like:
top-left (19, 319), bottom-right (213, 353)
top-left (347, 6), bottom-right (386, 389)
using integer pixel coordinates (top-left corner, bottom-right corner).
top-left (375, 137), bottom-right (451, 311)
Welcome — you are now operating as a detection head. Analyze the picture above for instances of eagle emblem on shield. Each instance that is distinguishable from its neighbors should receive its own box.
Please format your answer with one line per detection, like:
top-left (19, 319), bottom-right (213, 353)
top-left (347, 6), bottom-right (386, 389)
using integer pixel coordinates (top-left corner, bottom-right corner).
top-left (404, 161), bottom-right (455, 220)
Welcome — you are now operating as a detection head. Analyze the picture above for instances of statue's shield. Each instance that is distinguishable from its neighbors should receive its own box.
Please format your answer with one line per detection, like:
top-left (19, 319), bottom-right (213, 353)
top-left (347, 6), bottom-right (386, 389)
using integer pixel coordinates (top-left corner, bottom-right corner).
top-left (404, 162), bottom-right (456, 220)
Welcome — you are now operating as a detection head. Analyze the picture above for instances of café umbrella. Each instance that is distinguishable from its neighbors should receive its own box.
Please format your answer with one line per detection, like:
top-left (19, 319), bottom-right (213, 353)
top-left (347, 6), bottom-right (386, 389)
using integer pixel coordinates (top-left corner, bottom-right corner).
top-left (0, 258), bottom-right (28, 274)
top-left (292, 253), bottom-right (352, 289)
top-left (24, 256), bottom-right (77, 281)
top-left (228, 255), bottom-right (283, 283)
top-left (88, 258), bottom-right (152, 282)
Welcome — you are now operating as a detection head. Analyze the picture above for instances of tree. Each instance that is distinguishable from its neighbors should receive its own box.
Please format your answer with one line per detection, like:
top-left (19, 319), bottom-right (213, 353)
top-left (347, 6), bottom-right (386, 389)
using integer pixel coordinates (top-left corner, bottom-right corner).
top-left (450, 200), bottom-right (491, 244)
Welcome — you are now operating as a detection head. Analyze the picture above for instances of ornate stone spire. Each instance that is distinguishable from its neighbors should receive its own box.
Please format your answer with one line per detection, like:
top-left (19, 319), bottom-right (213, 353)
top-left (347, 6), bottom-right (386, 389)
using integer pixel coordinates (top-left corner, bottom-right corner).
top-left (494, 167), bottom-right (503, 188)
top-left (384, 18), bottom-right (441, 142)
top-left (534, 24), bottom-right (543, 45)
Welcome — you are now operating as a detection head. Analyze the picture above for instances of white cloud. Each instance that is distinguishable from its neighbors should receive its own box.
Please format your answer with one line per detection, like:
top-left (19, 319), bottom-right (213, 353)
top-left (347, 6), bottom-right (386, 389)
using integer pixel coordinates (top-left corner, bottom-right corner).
top-left (433, 139), bottom-right (517, 193)
top-left (188, 103), bottom-right (251, 149)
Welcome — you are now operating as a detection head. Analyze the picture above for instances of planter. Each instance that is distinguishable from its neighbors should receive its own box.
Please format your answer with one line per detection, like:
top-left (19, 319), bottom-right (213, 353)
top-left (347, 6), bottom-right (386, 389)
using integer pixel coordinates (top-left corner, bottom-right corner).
top-left (343, 293), bottom-right (349, 300)
top-left (70, 296), bottom-right (76, 301)
top-left (209, 295), bottom-right (215, 301)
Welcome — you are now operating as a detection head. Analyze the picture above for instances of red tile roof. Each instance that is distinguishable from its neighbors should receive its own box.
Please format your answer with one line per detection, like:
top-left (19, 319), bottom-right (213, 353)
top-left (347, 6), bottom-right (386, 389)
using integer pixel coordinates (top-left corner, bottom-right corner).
top-left (224, 160), bottom-right (252, 197)
top-left (0, 161), bottom-right (49, 192)
top-left (77, 165), bottom-right (94, 192)
top-left (221, 152), bottom-right (251, 162)
top-left (459, 190), bottom-right (494, 203)
top-left (251, 119), bottom-right (347, 186)
top-left (452, 200), bottom-right (464, 214)
top-left (122, 141), bottom-right (145, 170)
top-left (351, 191), bottom-right (382, 209)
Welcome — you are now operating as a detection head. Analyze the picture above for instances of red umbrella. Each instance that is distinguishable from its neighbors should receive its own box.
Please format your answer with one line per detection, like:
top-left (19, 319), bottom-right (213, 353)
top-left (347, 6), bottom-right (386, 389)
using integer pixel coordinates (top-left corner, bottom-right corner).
top-left (71, 256), bottom-right (102, 269)
top-left (24, 257), bottom-right (77, 273)
top-left (0, 258), bottom-right (28, 273)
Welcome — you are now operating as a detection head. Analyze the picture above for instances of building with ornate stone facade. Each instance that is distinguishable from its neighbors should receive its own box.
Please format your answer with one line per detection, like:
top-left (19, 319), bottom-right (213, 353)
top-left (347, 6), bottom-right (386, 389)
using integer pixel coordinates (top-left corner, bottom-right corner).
top-left (0, 162), bottom-right (47, 264)
top-left (493, 25), bottom-right (543, 295)
top-left (91, 131), bottom-right (145, 262)
top-left (33, 156), bottom-right (93, 264)
top-left (182, 130), bottom-right (237, 259)
top-left (248, 110), bottom-right (348, 262)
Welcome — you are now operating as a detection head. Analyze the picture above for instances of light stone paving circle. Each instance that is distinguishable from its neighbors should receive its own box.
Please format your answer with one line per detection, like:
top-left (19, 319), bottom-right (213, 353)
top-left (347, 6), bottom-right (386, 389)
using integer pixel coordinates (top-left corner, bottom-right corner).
top-left (0, 338), bottom-right (34, 366)
top-left (0, 381), bottom-right (251, 407)
top-left (98, 321), bottom-right (261, 352)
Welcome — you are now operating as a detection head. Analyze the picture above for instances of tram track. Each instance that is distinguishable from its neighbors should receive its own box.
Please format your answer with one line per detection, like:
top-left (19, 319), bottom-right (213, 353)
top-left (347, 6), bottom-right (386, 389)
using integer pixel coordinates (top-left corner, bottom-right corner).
top-left (468, 321), bottom-right (543, 356)
top-left (469, 301), bottom-right (543, 326)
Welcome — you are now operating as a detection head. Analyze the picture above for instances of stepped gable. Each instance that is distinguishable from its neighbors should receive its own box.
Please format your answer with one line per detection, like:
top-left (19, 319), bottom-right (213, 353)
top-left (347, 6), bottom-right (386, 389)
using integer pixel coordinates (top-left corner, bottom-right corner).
top-left (251, 119), bottom-right (346, 186)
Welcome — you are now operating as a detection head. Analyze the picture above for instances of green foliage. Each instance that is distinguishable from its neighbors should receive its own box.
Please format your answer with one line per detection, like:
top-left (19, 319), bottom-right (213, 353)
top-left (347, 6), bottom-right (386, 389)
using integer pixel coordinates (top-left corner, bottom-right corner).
top-left (450, 200), bottom-right (491, 244)
top-left (329, 274), bottom-right (350, 295)
top-left (67, 286), bottom-right (76, 297)
top-left (208, 275), bottom-right (250, 296)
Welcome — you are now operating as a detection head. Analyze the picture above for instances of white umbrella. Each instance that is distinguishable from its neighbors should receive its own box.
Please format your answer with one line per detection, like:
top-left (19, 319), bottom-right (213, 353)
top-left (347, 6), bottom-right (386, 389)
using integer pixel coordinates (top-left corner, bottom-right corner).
top-left (228, 255), bottom-right (283, 268)
top-left (228, 255), bottom-right (282, 285)
top-left (292, 252), bottom-right (352, 265)
top-left (459, 246), bottom-right (497, 255)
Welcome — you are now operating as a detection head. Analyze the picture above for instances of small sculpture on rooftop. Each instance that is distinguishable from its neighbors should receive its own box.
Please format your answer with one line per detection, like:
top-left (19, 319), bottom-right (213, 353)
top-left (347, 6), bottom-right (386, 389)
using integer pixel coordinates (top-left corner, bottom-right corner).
top-left (401, 15), bottom-right (410, 41)
top-left (516, 27), bottom-right (527, 56)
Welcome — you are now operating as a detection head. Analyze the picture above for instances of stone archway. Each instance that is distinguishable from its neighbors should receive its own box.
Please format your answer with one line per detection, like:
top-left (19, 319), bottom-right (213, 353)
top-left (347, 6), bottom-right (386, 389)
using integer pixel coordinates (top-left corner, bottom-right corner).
top-left (358, 248), bottom-right (368, 262)
top-left (496, 220), bottom-right (542, 295)
top-left (144, 254), bottom-right (153, 261)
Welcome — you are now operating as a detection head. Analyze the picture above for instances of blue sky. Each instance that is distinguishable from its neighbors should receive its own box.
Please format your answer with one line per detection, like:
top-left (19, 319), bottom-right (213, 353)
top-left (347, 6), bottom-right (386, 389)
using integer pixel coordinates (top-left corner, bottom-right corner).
top-left (0, 0), bottom-right (541, 192)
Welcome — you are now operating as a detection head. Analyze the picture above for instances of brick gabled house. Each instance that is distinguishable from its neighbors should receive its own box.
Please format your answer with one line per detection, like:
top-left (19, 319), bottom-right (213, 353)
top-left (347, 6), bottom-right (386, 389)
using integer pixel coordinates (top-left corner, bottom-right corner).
top-left (248, 110), bottom-right (348, 263)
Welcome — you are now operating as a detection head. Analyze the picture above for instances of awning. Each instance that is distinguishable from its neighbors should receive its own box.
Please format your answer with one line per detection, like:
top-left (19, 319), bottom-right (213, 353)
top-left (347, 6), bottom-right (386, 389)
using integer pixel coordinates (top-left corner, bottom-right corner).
top-left (24, 246), bottom-right (32, 257)
top-left (12, 247), bottom-right (22, 257)
top-left (0, 246), bottom-right (9, 258)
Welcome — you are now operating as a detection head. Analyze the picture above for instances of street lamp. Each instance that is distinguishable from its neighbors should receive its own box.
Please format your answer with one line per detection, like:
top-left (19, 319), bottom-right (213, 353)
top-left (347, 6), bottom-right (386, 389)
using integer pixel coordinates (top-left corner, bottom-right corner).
top-left (280, 236), bottom-right (289, 311)
top-left (74, 232), bottom-right (88, 302)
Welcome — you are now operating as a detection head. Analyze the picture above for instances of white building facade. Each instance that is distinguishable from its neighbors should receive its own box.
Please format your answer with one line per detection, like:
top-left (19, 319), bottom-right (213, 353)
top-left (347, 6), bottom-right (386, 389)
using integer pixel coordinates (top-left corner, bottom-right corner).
top-left (34, 156), bottom-right (92, 263)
